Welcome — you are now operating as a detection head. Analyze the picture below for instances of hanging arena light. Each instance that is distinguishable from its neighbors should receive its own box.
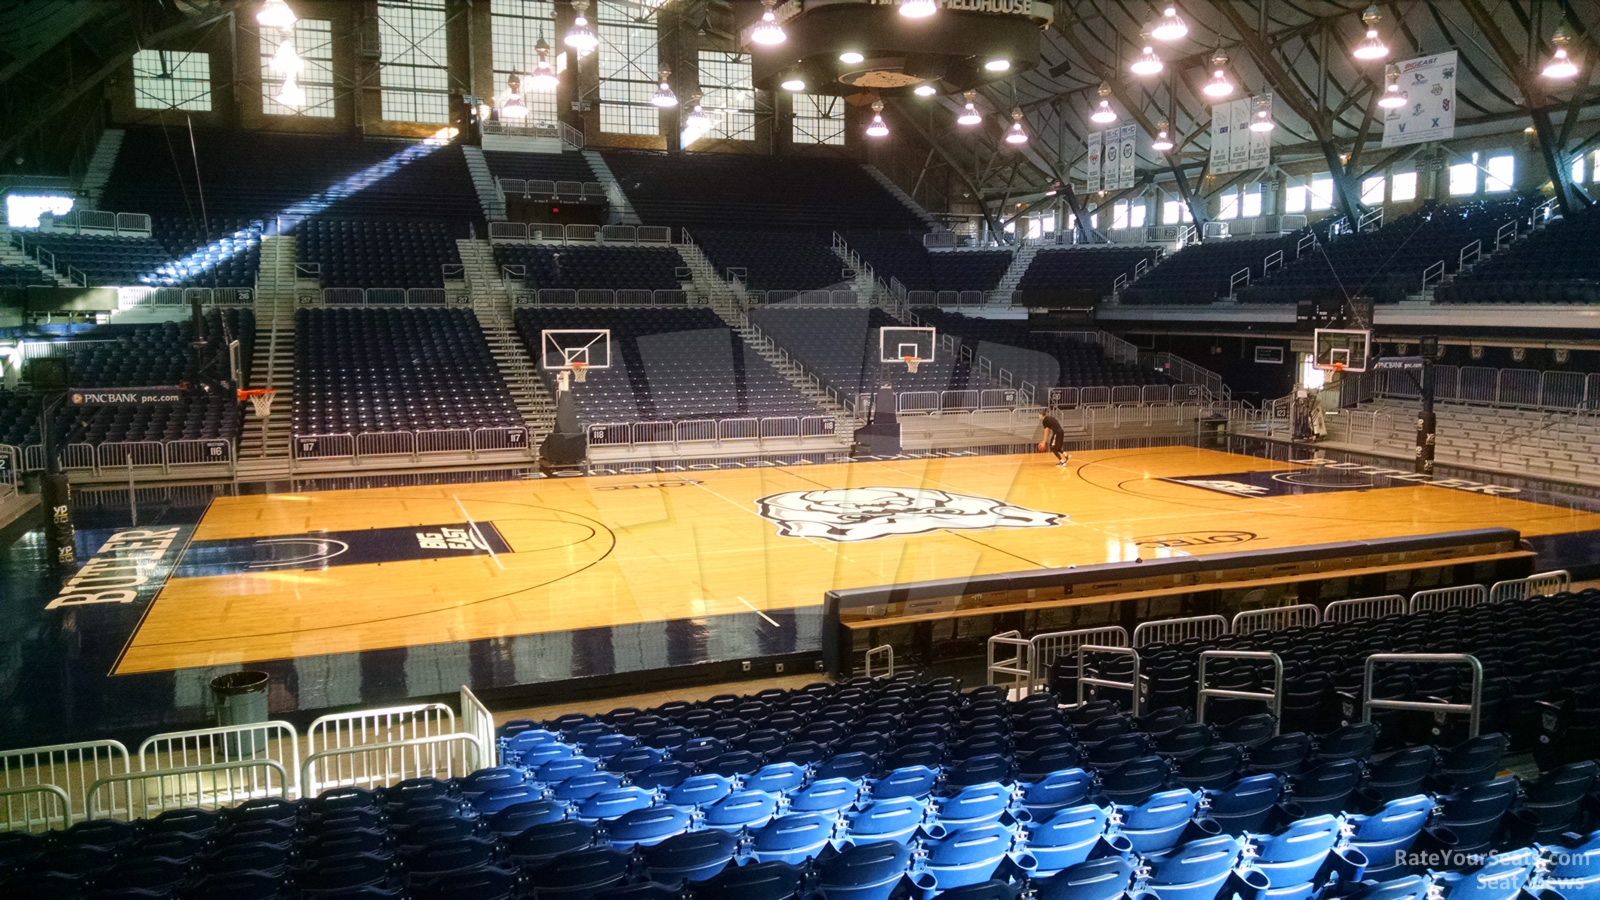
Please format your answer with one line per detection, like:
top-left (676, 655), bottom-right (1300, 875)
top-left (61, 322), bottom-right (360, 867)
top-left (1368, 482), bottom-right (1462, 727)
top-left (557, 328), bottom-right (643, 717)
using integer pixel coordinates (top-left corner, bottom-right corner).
top-left (685, 102), bottom-right (710, 130)
top-left (1090, 82), bottom-right (1117, 124)
top-left (914, 83), bottom-right (938, 96)
top-left (651, 67), bottom-right (678, 107)
top-left (275, 72), bottom-right (305, 109)
top-left (565, 0), bottom-right (599, 55)
top-left (1353, 5), bottom-right (1388, 60)
top-left (1005, 108), bottom-right (1027, 144)
top-left (270, 39), bottom-right (303, 77)
top-left (1378, 65), bottom-right (1405, 108)
top-left (1249, 95), bottom-right (1275, 132)
top-left (839, 50), bottom-right (865, 64)
top-left (257, 0), bottom-right (296, 31)
top-left (501, 73), bottom-right (528, 119)
top-left (1203, 50), bottom-right (1234, 98)
top-left (1150, 6), bottom-right (1187, 41)
top-left (752, 0), bottom-right (787, 46)
top-left (957, 91), bottom-right (982, 126)
top-left (899, 0), bottom-right (938, 19)
top-left (1543, 24), bottom-right (1578, 79)
top-left (781, 72), bottom-right (807, 91)
top-left (1151, 121), bottom-right (1174, 152)
top-left (866, 100), bottom-right (889, 137)
top-left (1130, 45), bottom-right (1164, 76)
top-left (528, 37), bottom-right (559, 91)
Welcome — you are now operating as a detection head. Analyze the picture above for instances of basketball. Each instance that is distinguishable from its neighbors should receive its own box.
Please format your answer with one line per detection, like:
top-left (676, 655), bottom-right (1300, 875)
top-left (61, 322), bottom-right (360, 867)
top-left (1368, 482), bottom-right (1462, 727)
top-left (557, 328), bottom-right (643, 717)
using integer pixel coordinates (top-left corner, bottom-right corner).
top-left (1037, 440), bottom-right (1048, 452)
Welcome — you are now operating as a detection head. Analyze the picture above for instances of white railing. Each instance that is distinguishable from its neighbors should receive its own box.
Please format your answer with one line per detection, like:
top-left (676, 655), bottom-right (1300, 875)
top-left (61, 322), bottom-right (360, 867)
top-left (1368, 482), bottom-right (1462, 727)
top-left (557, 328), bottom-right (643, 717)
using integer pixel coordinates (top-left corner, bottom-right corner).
top-left (1359, 207), bottom-right (1384, 232)
top-left (0, 786), bottom-right (72, 833)
top-left (482, 119), bottom-right (561, 139)
top-left (87, 761), bottom-right (288, 822)
top-left (34, 209), bottom-right (152, 237)
top-left (1359, 364), bottom-right (1599, 412)
top-left (743, 289), bottom-right (861, 307)
top-left (302, 733), bottom-right (483, 798)
top-left (585, 415), bottom-right (839, 450)
top-left (1323, 594), bottom-right (1407, 623)
top-left (137, 721), bottom-right (300, 798)
top-left (1421, 260), bottom-right (1445, 292)
top-left (1231, 603), bottom-right (1321, 634)
top-left (460, 685), bottom-right (497, 769)
top-left (0, 444), bottom-right (17, 499)
top-left (2, 740), bottom-right (130, 831)
top-left (1133, 614), bottom-right (1229, 647)
top-left (300, 287), bottom-right (466, 308)
top-left (14, 438), bottom-right (233, 475)
top-left (986, 626), bottom-right (1130, 697)
top-left (1488, 570), bottom-right (1570, 603)
top-left (118, 286), bottom-right (256, 308)
top-left (291, 427), bottom-right (531, 463)
top-left (307, 703), bottom-right (457, 761)
top-left (511, 288), bottom-right (689, 308)
top-left (1459, 239), bottom-right (1481, 269)
top-left (1409, 584), bottom-right (1489, 613)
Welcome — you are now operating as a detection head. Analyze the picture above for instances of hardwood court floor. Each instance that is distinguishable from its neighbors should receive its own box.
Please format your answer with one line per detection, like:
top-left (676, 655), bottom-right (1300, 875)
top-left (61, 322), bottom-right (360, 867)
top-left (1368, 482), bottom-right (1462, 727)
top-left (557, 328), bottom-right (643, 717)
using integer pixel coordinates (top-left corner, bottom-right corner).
top-left (115, 447), bottom-right (1600, 674)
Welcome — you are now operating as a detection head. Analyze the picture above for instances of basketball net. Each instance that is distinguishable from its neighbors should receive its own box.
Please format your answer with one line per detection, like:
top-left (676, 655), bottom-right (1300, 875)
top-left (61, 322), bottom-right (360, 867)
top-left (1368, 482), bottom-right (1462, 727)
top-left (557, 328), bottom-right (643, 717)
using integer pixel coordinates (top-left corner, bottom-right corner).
top-left (239, 389), bottom-right (276, 417)
top-left (903, 355), bottom-right (921, 374)
top-left (570, 362), bottom-right (588, 383)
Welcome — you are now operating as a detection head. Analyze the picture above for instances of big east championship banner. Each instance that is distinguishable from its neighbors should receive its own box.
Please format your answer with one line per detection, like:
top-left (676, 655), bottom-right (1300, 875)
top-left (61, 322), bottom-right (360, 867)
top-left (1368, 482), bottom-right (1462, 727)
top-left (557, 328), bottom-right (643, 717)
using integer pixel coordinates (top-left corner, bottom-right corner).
top-left (1383, 51), bottom-right (1457, 148)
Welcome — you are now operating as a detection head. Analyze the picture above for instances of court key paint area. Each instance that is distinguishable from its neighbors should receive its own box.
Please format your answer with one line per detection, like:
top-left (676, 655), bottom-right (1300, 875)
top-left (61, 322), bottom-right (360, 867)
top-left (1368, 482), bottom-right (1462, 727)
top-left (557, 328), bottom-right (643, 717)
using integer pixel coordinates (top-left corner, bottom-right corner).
top-left (114, 447), bottom-right (1600, 674)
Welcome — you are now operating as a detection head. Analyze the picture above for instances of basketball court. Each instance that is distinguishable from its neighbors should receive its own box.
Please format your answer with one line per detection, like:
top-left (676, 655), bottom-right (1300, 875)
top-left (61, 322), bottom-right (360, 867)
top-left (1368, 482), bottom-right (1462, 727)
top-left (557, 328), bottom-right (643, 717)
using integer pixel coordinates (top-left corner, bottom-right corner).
top-left (110, 444), bottom-right (1600, 675)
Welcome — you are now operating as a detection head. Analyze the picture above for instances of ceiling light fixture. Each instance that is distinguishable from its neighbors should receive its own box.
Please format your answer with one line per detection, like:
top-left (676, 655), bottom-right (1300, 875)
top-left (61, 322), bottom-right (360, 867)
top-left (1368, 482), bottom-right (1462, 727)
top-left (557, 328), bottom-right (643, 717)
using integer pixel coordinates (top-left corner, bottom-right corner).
top-left (270, 39), bottom-right (303, 76)
top-left (1151, 5), bottom-right (1188, 41)
top-left (840, 50), bottom-right (865, 65)
top-left (1352, 4), bottom-right (1388, 60)
top-left (1249, 95), bottom-right (1275, 132)
top-left (1543, 24), bottom-right (1579, 79)
top-left (900, 0), bottom-right (938, 18)
top-left (914, 83), bottom-right (938, 97)
top-left (257, 0), bottom-right (296, 30)
top-left (957, 91), bottom-right (982, 126)
top-left (1203, 51), bottom-right (1234, 98)
top-left (1089, 82), bottom-right (1117, 124)
top-left (528, 37), bottom-right (559, 91)
top-left (866, 100), bottom-right (889, 138)
top-left (651, 67), bottom-right (678, 107)
top-left (1005, 108), bottom-right (1028, 144)
top-left (275, 72), bottom-right (305, 108)
top-left (685, 103), bottom-right (710, 130)
top-left (501, 74), bottom-right (527, 119)
top-left (1378, 64), bottom-right (1405, 108)
top-left (1151, 121), bottom-right (1174, 152)
top-left (781, 72), bottom-right (806, 91)
top-left (565, 0), bottom-right (599, 56)
top-left (752, 0), bottom-right (786, 46)
top-left (984, 58), bottom-right (1011, 72)
top-left (1130, 45), bottom-right (1164, 76)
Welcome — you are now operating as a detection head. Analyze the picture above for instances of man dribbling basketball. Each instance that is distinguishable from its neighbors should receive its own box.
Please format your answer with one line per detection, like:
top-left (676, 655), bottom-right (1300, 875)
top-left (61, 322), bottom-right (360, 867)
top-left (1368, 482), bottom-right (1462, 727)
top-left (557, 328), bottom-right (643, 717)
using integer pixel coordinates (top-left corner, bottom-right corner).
top-left (1038, 410), bottom-right (1069, 467)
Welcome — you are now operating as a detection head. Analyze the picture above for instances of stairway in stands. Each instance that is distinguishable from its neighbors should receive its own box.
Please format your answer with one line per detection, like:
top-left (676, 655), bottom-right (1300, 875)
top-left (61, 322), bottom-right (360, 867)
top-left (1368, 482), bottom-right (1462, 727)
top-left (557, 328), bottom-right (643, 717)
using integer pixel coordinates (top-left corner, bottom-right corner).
top-left (679, 240), bottom-right (857, 431)
top-left (457, 238), bottom-right (553, 442)
top-left (993, 243), bottom-right (1039, 301)
top-left (830, 234), bottom-right (881, 304)
top-left (862, 164), bottom-right (939, 231)
top-left (236, 234), bottom-right (296, 478)
top-left (0, 226), bottom-right (75, 286)
top-left (79, 128), bottom-right (125, 208)
top-left (462, 146), bottom-right (507, 223)
top-left (581, 151), bottom-right (642, 226)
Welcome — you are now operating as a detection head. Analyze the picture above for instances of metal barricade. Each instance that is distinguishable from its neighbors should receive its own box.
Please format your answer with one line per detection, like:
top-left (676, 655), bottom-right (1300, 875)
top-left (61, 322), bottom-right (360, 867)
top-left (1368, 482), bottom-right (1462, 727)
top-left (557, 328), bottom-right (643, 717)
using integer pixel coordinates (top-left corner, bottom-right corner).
top-left (1323, 594), bottom-right (1407, 623)
top-left (994, 626), bottom-right (1131, 697)
top-left (578, 288), bottom-right (615, 306)
top-left (416, 429), bottom-right (473, 454)
top-left (540, 288), bottom-right (578, 306)
top-left (718, 418), bottom-right (760, 443)
top-left (307, 703), bottom-right (455, 758)
top-left (474, 426), bottom-right (530, 453)
top-left (529, 223), bottom-right (563, 242)
top-left (324, 287), bottom-right (365, 306)
top-left (980, 389), bottom-right (1017, 410)
top-left (137, 723), bottom-right (300, 800)
top-left (602, 225), bottom-right (636, 244)
top-left (408, 288), bottom-right (446, 305)
top-left (582, 180), bottom-right (604, 196)
top-left (1077, 645), bottom-right (1141, 713)
top-left (1362, 653), bottom-right (1483, 737)
top-left (528, 179), bottom-right (557, 197)
top-left (1142, 384), bottom-right (1172, 404)
top-left (585, 423), bottom-right (630, 446)
top-left (637, 226), bottom-right (671, 244)
top-left (1498, 369), bottom-right (1542, 407)
top-left (654, 289), bottom-right (687, 305)
top-left (87, 761), bottom-right (288, 822)
top-left (302, 733), bottom-right (482, 799)
top-left (632, 421), bottom-right (675, 445)
top-left (1488, 570), bottom-right (1570, 604)
top-left (1081, 386), bottom-right (1111, 407)
top-left (1048, 387), bottom-right (1080, 409)
top-left (800, 416), bottom-right (837, 439)
top-left (1541, 371), bottom-right (1587, 410)
top-left (60, 443), bottom-right (95, 470)
top-left (800, 290), bottom-right (831, 305)
top-left (489, 221), bottom-right (527, 241)
top-left (1134, 615), bottom-right (1228, 648)
top-left (1230, 604), bottom-right (1320, 634)
top-left (366, 288), bottom-right (407, 306)
top-left (959, 290), bottom-right (984, 307)
top-left (865, 645), bottom-right (895, 679)
top-left (293, 434), bottom-right (355, 460)
top-left (987, 631), bottom-right (1032, 695)
top-left (1110, 385), bottom-right (1142, 405)
top-left (1409, 584), bottom-right (1489, 613)
top-left (0, 444), bottom-right (17, 497)
top-left (941, 390), bottom-right (979, 412)
top-left (831, 290), bottom-right (857, 306)
top-left (1197, 651), bottom-right (1284, 728)
top-left (115, 212), bottom-right (152, 235)
top-left (0, 785), bottom-right (72, 833)
top-left (616, 289), bottom-right (652, 306)
top-left (566, 224), bottom-right (599, 243)
top-left (555, 180), bottom-right (584, 198)
top-left (460, 686), bottom-right (497, 769)
top-left (675, 420), bottom-right (718, 444)
top-left (355, 431), bottom-right (417, 459)
top-left (760, 417), bottom-right (800, 440)
top-left (907, 290), bottom-right (937, 307)
top-left (1458, 367), bottom-right (1498, 404)
top-left (2, 740), bottom-right (130, 830)
top-left (182, 288), bottom-right (213, 307)
top-left (897, 392), bottom-right (940, 414)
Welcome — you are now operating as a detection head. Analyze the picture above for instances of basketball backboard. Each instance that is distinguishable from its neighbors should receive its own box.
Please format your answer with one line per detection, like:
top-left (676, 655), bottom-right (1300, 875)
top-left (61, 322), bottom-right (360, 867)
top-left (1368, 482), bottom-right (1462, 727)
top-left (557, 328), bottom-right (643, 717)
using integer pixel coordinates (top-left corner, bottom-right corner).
top-left (1312, 328), bottom-right (1370, 373)
top-left (879, 326), bottom-right (936, 366)
top-left (541, 329), bottom-right (612, 371)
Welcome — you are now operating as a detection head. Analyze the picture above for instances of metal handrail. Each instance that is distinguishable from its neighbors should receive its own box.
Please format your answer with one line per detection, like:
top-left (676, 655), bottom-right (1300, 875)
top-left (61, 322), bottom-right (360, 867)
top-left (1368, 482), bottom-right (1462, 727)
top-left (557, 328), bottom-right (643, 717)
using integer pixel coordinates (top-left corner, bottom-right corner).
top-left (865, 644), bottom-right (895, 679)
top-left (1076, 644), bottom-right (1140, 713)
top-left (1197, 650), bottom-right (1284, 730)
top-left (1362, 652), bottom-right (1483, 738)
top-left (986, 630), bottom-right (1031, 694)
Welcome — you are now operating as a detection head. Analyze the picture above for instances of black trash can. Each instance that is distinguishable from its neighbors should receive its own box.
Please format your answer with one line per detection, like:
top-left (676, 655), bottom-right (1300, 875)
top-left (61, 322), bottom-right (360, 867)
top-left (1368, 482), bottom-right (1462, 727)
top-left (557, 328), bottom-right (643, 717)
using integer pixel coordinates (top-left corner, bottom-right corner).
top-left (211, 671), bottom-right (271, 757)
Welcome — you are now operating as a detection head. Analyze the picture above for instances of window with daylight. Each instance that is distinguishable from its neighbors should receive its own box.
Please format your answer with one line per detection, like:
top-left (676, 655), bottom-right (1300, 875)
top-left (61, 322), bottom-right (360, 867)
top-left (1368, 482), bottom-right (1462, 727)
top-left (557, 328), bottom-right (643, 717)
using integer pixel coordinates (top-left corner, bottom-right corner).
top-left (1130, 199), bottom-right (1147, 227)
top-left (1041, 213), bottom-right (1055, 233)
top-left (598, 0), bottom-right (662, 136)
top-left (1361, 175), bottom-right (1385, 205)
top-left (491, 0), bottom-right (559, 126)
top-left (378, 0), bottom-right (452, 124)
top-left (1449, 159), bottom-right (1478, 195)
top-left (1162, 197), bottom-right (1192, 223)
top-left (1112, 201), bottom-right (1129, 229)
top-left (1391, 171), bottom-right (1417, 201)
top-left (793, 93), bottom-right (845, 146)
top-left (133, 50), bottom-right (212, 111)
top-left (1484, 154), bottom-right (1514, 193)
top-left (261, 18), bottom-right (334, 117)
top-left (696, 51), bottom-right (756, 141)
top-left (1217, 190), bottom-right (1239, 220)
top-left (1592, 150), bottom-right (1600, 182)
top-left (1285, 183), bottom-right (1308, 213)
top-left (1572, 154), bottom-right (1586, 185)
top-left (1242, 185), bottom-right (1262, 218)
top-left (1309, 176), bottom-right (1333, 210)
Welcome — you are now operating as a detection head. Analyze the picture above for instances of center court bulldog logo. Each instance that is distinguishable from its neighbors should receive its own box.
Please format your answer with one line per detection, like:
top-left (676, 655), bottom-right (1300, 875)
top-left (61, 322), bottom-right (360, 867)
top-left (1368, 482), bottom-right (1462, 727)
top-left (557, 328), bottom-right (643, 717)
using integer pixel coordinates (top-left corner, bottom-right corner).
top-left (755, 487), bottom-right (1066, 543)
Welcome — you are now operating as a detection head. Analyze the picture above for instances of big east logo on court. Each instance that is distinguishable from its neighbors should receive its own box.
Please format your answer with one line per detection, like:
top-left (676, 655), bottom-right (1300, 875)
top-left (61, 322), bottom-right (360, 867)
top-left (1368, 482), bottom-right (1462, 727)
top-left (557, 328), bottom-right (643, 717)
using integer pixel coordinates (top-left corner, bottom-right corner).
top-left (756, 487), bottom-right (1066, 543)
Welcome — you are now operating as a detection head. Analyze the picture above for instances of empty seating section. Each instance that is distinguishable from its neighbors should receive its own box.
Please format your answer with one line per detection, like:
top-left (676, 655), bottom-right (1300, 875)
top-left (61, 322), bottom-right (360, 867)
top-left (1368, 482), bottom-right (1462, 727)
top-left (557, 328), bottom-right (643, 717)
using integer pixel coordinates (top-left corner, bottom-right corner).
top-left (293, 309), bottom-right (521, 437)
top-left (14, 233), bottom-right (170, 286)
top-left (748, 307), bottom-right (992, 397)
top-left (147, 216), bottom-right (263, 288)
top-left (102, 128), bottom-right (483, 223)
top-left (1244, 198), bottom-right (1534, 304)
top-left (0, 313), bottom-right (252, 451)
top-left (494, 245), bottom-right (684, 291)
top-left (514, 307), bottom-right (822, 423)
top-left (296, 219), bottom-right (463, 288)
top-left (483, 150), bottom-right (598, 185)
top-left (916, 311), bottom-right (1168, 390)
top-left (844, 232), bottom-right (1012, 293)
top-left (1121, 233), bottom-right (1307, 305)
top-left (603, 152), bottom-right (925, 231)
top-left (694, 231), bottom-right (845, 291)
top-left (1439, 206), bottom-right (1600, 304)
top-left (1017, 248), bottom-right (1157, 302)
top-left (0, 262), bottom-right (51, 288)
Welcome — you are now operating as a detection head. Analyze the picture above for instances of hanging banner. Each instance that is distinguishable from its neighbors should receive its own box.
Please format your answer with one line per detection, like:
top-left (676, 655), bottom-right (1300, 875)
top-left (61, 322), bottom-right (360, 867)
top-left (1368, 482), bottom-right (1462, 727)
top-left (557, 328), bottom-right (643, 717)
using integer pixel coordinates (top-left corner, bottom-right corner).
top-left (1085, 131), bottom-right (1102, 193)
top-left (1228, 98), bottom-right (1251, 171)
top-left (1382, 50), bottom-right (1457, 148)
top-left (1212, 97), bottom-right (1268, 175)
top-left (1247, 96), bottom-right (1272, 170)
top-left (1113, 124), bottom-right (1137, 190)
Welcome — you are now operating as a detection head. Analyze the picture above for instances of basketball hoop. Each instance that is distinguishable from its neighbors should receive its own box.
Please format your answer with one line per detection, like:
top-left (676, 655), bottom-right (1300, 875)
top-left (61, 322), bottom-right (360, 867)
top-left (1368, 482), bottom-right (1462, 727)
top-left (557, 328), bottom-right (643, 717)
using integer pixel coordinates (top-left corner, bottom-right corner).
top-left (569, 361), bottom-right (588, 383)
top-left (238, 388), bottom-right (277, 417)
top-left (902, 355), bottom-right (921, 374)
top-left (1332, 362), bottom-right (1346, 374)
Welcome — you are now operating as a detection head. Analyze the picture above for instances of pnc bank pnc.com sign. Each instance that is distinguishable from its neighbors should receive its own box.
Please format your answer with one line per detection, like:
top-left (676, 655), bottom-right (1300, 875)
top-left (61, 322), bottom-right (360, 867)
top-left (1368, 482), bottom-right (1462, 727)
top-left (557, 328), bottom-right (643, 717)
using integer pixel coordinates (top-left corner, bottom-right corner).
top-left (69, 386), bottom-right (184, 406)
top-left (47, 526), bottom-right (193, 609)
